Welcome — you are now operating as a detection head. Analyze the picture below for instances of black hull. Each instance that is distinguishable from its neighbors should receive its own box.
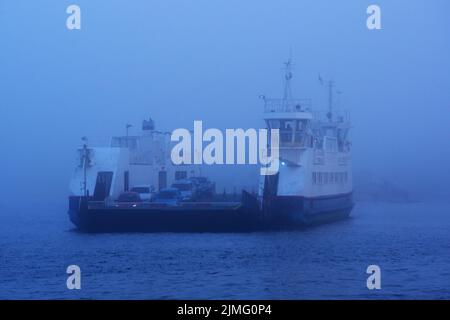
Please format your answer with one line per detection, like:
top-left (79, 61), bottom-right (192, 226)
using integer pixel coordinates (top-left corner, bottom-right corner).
top-left (68, 193), bottom-right (354, 233)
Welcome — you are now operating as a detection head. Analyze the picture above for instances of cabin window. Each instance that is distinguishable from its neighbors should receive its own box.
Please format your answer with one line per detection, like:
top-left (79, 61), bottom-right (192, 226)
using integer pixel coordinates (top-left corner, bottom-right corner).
top-left (111, 137), bottom-right (138, 149)
top-left (294, 120), bottom-right (304, 143)
top-left (313, 172), bottom-right (350, 184)
top-left (294, 132), bottom-right (302, 144)
top-left (280, 120), bottom-right (295, 143)
top-left (324, 137), bottom-right (338, 152)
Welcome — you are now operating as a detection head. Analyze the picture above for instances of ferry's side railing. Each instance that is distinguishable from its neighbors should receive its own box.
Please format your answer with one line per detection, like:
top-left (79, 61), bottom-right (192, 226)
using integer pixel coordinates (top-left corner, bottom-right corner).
top-left (262, 99), bottom-right (351, 124)
top-left (312, 109), bottom-right (351, 123)
top-left (263, 98), bottom-right (312, 113)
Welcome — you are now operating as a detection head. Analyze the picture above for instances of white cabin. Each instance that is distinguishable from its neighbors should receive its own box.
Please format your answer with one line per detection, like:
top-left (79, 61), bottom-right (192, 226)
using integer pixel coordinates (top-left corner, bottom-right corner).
top-left (69, 118), bottom-right (201, 200)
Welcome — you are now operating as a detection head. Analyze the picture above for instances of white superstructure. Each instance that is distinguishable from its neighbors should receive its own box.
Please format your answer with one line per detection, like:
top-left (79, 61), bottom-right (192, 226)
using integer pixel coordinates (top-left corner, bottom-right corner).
top-left (258, 60), bottom-right (352, 200)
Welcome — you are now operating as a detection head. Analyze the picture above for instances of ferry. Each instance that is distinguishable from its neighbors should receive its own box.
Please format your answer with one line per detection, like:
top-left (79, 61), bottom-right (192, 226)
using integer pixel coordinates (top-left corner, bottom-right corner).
top-left (68, 60), bottom-right (354, 232)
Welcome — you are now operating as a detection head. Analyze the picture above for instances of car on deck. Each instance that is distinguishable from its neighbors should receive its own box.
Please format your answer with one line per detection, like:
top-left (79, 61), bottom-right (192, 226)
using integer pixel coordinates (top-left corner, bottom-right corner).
top-left (114, 192), bottom-right (142, 208)
top-left (151, 188), bottom-right (182, 206)
top-left (189, 176), bottom-right (215, 199)
top-left (130, 185), bottom-right (154, 202)
top-left (171, 180), bottom-right (196, 201)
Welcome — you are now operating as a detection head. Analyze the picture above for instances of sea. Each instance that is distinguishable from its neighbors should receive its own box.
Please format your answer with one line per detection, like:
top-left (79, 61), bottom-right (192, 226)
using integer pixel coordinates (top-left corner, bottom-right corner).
top-left (1, 201), bottom-right (449, 299)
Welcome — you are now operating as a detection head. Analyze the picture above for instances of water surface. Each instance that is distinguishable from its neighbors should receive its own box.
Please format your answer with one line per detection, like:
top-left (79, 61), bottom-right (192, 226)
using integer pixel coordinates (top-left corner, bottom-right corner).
top-left (1, 201), bottom-right (449, 299)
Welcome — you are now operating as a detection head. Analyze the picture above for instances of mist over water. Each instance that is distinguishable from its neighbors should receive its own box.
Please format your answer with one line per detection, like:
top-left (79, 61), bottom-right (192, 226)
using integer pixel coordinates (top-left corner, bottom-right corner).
top-left (0, 0), bottom-right (450, 299)
top-left (1, 0), bottom-right (450, 204)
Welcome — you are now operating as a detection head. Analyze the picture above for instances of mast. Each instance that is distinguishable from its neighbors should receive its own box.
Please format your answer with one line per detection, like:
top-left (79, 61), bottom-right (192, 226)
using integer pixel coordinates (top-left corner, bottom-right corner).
top-left (327, 80), bottom-right (334, 121)
top-left (282, 57), bottom-right (293, 109)
top-left (283, 60), bottom-right (293, 100)
top-left (81, 137), bottom-right (89, 197)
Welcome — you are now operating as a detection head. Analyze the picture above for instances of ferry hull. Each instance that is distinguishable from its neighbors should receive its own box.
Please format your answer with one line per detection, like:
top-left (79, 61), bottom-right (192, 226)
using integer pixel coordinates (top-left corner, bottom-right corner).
top-left (68, 193), bottom-right (353, 232)
top-left (263, 193), bottom-right (354, 227)
top-left (69, 204), bottom-right (261, 233)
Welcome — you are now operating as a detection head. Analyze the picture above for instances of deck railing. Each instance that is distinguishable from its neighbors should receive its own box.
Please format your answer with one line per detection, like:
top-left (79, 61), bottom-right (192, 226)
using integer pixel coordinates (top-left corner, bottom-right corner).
top-left (263, 98), bottom-right (312, 113)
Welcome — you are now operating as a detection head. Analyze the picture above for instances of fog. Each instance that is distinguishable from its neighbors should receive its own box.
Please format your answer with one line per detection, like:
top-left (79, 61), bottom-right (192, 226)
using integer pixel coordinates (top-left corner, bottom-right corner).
top-left (1, 0), bottom-right (449, 210)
